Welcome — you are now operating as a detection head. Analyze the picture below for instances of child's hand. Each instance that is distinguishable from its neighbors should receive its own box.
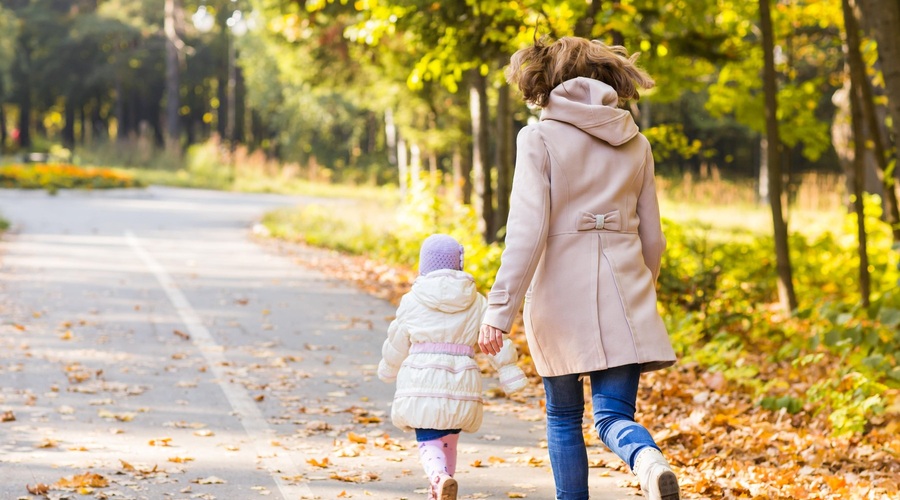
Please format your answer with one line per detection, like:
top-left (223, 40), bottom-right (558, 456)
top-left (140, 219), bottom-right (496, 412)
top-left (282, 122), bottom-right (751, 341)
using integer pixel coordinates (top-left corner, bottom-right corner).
top-left (479, 324), bottom-right (505, 355)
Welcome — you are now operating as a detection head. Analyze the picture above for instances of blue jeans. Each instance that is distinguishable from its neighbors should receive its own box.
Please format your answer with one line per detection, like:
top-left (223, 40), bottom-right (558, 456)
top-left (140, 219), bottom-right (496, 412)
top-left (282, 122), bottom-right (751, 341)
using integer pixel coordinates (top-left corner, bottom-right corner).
top-left (542, 364), bottom-right (660, 500)
top-left (415, 428), bottom-right (461, 442)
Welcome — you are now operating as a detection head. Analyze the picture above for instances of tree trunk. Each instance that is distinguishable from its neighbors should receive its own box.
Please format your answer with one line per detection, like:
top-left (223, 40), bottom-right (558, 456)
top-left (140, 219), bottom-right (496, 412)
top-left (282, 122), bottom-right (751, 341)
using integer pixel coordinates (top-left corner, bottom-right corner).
top-left (17, 89), bottom-right (31, 148)
top-left (857, 0), bottom-right (900, 155)
top-left (470, 71), bottom-right (494, 242)
top-left (844, 0), bottom-right (872, 307)
top-left (452, 148), bottom-right (463, 202)
top-left (62, 97), bottom-right (76, 148)
top-left (79, 104), bottom-right (87, 145)
top-left (0, 104), bottom-right (6, 151)
top-left (758, 137), bottom-right (770, 205)
top-left (385, 108), bottom-right (397, 166)
top-left (410, 142), bottom-right (422, 189)
top-left (397, 134), bottom-right (408, 196)
top-left (164, 0), bottom-right (181, 153)
top-left (575, 0), bottom-right (600, 38)
top-left (759, 0), bottom-right (798, 312)
top-left (495, 81), bottom-right (514, 241)
top-left (855, 0), bottom-right (900, 241)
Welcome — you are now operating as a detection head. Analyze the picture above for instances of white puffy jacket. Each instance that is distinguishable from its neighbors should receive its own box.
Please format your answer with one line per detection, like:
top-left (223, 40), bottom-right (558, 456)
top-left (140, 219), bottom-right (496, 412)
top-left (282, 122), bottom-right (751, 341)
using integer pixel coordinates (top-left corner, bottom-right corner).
top-left (378, 269), bottom-right (528, 432)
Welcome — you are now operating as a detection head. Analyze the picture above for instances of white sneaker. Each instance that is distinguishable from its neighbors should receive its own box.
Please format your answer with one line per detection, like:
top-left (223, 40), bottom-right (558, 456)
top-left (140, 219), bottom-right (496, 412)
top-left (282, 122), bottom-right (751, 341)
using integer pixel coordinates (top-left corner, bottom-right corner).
top-left (430, 473), bottom-right (458, 500)
top-left (632, 448), bottom-right (680, 500)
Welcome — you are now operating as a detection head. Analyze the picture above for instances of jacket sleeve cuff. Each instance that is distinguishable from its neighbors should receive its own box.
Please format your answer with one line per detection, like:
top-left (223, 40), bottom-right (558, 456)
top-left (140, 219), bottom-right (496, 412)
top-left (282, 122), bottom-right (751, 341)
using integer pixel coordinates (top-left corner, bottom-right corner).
top-left (499, 365), bottom-right (527, 395)
top-left (377, 361), bottom-right (397, 383)
top-left (483, 290), bottom-right (515, 333)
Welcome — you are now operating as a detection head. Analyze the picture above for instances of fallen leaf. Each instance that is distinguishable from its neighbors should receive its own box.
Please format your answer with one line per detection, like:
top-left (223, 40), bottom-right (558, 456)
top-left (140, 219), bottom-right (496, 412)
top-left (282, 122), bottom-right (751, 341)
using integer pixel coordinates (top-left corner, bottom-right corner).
top-left (329, 471), bottom-right (379, 483)
top-left (193, 476), bottom-right (226, 485)
top-left (507, 493), bottom-right (527, 498)
top-left (148, 438), bottom-right (173, 447)
top-left (348, 432), bottom-right (368, 444)
top-left (173, 329), bottom-right (190, 340)
top-left (120, 460), bottom-right (135, 471)
top-left (53, 472), bottom-right (109, 489)
top-left (13, 324), bottom-right (25, 331)
top-left (488, 456), bottom-right (506, 464)
top-left (98, 409), bottom-right (135, 422)
top-left (168, 456), bottom-right (195, 463)
top-left (471, 459), bottom-right (484, 467)
top-left (194, 429), bottom-right (215, 437)
top-left (26, 483), bottom-right (49, 495)
top-left (307, 457), bottom-right (329, 468)
top-left (36, 438), bottom-right (58, 448)
top-left (2, 411), bottom-right (16, 422)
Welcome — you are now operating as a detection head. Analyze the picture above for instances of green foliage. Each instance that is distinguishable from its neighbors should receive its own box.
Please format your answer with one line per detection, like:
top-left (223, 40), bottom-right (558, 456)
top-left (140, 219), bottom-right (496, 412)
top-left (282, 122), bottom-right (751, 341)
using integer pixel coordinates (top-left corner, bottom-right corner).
top-left (0, 214), bottom-right (9, 232)
top-left (183, 139), bottom-right (233, 189)
top-left (659, 193), bottom-right (898, 436)
top-left (643, 124), bottom-right (703, 163)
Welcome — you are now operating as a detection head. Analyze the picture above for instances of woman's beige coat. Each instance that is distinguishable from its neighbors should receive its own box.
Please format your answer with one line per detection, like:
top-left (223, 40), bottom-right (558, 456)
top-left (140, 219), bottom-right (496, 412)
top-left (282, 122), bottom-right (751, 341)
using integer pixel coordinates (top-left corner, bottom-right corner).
top-left (483, 77), bottom-right (676, 377)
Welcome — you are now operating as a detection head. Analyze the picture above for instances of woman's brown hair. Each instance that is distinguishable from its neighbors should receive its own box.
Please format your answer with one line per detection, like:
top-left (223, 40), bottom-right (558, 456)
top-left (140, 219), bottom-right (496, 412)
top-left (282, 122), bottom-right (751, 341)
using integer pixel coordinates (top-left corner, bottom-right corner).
top-left (506, 36), bottom-right (655, 108)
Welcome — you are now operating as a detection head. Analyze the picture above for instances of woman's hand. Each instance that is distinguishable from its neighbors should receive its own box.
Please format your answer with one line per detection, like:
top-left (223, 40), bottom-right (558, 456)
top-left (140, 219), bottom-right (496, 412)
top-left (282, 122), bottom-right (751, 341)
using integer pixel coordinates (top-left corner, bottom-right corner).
top-left (479, 324), bottom-right (506, 355)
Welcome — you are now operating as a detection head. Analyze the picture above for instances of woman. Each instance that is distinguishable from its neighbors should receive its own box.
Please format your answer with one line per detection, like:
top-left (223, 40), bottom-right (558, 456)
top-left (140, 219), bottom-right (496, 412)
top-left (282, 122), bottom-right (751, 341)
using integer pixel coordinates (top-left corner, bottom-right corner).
top-left (479, 37), bottom-right (680, 500)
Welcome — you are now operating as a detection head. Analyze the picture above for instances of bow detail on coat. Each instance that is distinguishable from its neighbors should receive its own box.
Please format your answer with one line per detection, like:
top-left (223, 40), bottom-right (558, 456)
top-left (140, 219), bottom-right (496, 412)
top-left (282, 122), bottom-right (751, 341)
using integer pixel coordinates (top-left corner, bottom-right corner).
top-left (577, 210), bottom-right (622, 231)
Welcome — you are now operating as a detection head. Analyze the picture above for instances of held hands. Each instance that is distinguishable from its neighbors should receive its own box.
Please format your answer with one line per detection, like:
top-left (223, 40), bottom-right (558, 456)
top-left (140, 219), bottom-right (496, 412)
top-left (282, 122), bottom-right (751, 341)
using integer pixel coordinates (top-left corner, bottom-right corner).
top-left (479, 324), bottom-right (506, 355)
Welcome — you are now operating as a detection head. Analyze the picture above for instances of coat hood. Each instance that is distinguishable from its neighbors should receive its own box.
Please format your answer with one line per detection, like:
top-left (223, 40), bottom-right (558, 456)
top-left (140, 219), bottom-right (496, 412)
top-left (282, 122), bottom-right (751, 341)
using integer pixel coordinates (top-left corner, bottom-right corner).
top-left (411, 269), bottom-right (478, 313)
top-left (540, 77), bottom-right (639, 146)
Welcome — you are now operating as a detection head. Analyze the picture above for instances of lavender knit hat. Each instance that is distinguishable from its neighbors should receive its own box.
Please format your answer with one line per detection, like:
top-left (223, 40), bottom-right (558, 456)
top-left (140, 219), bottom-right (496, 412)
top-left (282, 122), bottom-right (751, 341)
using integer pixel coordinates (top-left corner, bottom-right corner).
top-left (419, 234), bottom-right (464, 275)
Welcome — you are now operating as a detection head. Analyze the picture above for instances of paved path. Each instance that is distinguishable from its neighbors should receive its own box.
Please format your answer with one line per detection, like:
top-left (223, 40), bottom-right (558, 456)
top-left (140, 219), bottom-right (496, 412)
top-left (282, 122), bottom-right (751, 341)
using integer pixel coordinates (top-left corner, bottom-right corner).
top-left (0, 187), bottom-right (633, 499)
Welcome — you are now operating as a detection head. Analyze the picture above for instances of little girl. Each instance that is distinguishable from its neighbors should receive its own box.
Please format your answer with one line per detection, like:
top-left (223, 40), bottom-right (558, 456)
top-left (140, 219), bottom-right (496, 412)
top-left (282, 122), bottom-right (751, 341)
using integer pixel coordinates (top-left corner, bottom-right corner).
top-left (379, 234), bottom-right (527, 500)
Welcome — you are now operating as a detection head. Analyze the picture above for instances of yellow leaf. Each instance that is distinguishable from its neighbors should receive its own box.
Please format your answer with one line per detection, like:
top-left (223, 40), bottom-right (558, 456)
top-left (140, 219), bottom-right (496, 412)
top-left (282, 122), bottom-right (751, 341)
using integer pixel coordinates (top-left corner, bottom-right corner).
top-left (307, 457), bottom-right (329, 468)
top-left (36, 438), bottom-right (58, 448)
top-left (471, 459), bottom-right (484, 467)
top-left (149, 437), bottom-right (173, 447)
top-left (168, 456), bottom-right (195, 463)
top-left (508, 493), bottom-right (527, 499)
top-left (348, 432), bottom-right (368, 444)
top-left (53, 472), bottom-right (109, 489)
top-left (488, 456), bottom-right (506, 464)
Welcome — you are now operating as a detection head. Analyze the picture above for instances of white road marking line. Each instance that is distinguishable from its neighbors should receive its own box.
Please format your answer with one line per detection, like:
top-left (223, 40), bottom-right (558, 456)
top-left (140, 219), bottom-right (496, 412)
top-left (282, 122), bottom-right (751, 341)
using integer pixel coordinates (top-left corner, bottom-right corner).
top-left (126, 231), bottom-right (313, 499)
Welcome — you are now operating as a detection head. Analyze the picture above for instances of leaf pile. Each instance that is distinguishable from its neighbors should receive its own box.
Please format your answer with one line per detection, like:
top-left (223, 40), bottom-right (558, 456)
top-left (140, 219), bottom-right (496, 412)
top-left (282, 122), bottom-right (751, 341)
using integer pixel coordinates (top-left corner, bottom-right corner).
top-left (274, 235), bottom-right (899, 499)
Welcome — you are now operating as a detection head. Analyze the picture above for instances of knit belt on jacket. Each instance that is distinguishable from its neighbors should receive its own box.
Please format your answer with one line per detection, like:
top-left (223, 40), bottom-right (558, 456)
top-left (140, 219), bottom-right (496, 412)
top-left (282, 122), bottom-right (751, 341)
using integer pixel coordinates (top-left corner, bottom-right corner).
top-left (409, 342), bottom-right (475, 357)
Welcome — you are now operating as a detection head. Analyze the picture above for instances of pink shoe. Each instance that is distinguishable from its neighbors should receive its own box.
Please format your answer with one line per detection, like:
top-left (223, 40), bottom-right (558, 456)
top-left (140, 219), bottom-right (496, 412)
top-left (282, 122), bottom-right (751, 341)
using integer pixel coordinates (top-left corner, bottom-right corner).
top-left (430, 473), bottom-right (458, 500)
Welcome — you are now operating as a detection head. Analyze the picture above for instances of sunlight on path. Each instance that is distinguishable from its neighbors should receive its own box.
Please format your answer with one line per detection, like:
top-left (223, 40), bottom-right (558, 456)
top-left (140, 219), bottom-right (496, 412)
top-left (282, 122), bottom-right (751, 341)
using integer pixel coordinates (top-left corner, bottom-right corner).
top-left (126, 230), bottom-right (313, 499)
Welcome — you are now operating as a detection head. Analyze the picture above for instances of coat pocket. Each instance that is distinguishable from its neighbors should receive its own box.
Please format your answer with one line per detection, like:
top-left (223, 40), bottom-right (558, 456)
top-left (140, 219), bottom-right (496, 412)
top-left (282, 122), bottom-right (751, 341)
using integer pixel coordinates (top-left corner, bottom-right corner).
top-left (488, 290), bottom-right (509, 305)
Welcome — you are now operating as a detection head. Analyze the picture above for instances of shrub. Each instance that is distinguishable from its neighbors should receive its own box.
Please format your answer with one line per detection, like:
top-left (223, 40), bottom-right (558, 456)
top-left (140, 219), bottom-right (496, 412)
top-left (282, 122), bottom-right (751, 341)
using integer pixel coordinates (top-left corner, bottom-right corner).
top-left (0, 164), bottom-right (142, 192)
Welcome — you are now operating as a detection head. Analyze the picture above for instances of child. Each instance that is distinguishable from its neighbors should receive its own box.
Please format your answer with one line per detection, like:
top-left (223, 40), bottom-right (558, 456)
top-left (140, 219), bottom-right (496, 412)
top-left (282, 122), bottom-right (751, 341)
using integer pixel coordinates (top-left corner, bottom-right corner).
top-left (378, 234), bottom-right (527, 500)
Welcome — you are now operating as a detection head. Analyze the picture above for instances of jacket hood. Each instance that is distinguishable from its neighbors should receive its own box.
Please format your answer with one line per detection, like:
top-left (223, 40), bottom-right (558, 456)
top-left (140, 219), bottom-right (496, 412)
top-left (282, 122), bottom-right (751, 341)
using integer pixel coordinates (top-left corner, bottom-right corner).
top-left (540, 77), bottom-right (639, 146)
top-left (411, 270), bottom-right (478, 313)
